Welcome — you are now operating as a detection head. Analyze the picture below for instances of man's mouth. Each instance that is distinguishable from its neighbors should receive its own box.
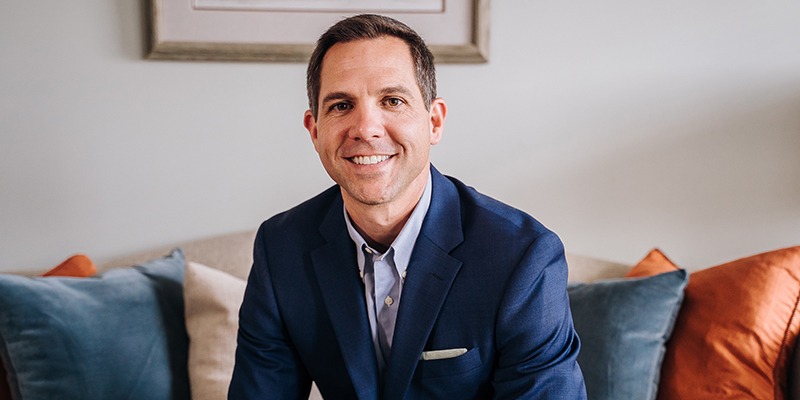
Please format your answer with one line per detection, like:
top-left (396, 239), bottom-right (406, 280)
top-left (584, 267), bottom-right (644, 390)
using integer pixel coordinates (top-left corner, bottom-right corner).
top-left (350, 155), bottom-right (391, 165)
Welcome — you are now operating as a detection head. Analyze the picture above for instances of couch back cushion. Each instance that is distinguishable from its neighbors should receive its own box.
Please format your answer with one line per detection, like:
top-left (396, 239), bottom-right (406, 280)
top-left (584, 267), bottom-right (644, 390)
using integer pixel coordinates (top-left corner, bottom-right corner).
top-left (102, 231), bottom-right (256, 280)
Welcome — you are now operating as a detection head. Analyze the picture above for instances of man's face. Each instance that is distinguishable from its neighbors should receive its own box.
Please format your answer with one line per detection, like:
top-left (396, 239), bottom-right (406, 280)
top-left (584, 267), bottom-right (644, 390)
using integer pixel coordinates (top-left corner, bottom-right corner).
top-left (304, 36), bottom-right (446, 209)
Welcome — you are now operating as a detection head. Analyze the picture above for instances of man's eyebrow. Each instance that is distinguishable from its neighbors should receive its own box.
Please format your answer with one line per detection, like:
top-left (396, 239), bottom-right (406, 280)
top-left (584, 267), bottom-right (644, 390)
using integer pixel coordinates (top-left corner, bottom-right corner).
top-left (320, 92), bottom-right (353, 106)
top-left (379, 86), bottom-right (416, 98)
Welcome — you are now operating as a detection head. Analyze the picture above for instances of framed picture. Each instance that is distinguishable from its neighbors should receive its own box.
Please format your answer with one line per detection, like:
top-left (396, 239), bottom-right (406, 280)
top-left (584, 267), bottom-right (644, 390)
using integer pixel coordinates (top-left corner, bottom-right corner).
top-left (147, 0), bottom-right (489, 63)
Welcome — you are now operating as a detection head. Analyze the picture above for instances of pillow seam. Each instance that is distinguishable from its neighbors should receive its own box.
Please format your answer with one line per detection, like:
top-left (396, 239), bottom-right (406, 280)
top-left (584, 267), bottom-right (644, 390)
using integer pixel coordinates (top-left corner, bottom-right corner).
top-left (775, 285), bottom-right (800, 400)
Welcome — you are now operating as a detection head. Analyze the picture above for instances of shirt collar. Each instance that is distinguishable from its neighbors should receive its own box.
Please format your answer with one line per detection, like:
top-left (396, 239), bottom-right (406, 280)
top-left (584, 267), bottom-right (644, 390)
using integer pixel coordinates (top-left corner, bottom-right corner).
top-left (344, 169), bottom-right (433, 276)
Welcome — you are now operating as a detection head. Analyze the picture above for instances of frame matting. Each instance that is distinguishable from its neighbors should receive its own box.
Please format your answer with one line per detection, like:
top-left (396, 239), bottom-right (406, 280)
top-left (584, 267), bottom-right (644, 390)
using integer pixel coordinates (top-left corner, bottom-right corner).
top-left (147, 0), bottom-right (490, 63)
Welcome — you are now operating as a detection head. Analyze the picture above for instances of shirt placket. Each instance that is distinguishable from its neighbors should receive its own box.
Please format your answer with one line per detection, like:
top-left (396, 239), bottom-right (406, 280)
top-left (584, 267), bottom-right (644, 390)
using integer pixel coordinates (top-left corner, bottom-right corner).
top-left (363, 246), bottom-right (401, 366)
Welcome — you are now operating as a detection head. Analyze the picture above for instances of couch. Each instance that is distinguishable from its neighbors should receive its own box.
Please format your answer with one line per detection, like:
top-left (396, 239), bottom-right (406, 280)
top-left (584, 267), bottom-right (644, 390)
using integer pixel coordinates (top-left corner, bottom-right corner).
top-left (1, 230), bottom-right (799, 400)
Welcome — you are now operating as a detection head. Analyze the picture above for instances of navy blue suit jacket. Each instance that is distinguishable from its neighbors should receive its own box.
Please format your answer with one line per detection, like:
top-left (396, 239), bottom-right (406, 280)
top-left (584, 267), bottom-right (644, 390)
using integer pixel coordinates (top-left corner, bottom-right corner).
top-left (229, 167), bottom-right (586, 399)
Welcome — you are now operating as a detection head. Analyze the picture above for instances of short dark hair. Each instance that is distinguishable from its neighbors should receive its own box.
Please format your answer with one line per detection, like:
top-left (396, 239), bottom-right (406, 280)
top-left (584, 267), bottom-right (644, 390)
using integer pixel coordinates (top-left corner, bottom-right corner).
top-left (306, 14), bottom-right (437, 118)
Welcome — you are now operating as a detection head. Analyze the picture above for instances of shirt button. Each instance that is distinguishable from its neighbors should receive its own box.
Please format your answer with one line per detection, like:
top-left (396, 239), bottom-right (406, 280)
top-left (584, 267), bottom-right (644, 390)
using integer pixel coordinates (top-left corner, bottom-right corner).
top-left (385, 296), bottom-right (394, 306)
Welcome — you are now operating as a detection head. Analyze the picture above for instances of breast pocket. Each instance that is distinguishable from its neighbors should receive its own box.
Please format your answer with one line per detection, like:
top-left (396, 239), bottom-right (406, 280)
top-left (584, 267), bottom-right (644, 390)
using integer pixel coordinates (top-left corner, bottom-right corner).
top-left (415, 347), bottom-right (482, 381)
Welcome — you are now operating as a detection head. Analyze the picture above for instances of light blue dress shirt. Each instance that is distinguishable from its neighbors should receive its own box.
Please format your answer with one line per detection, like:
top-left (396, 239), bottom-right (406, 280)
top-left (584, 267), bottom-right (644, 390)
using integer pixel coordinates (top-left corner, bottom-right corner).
top-left (344, 171), bottom-right (432, 372)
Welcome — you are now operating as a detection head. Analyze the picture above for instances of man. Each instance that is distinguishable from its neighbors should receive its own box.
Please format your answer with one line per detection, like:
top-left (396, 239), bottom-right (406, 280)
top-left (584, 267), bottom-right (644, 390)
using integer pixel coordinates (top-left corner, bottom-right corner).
top-left (229, 14), bottom-right (586, 400)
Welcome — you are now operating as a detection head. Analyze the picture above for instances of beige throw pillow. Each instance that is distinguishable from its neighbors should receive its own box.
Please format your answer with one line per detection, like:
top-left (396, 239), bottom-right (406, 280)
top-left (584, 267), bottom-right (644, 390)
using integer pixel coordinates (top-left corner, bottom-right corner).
top-left (184, 261), bottom-right (246, 400)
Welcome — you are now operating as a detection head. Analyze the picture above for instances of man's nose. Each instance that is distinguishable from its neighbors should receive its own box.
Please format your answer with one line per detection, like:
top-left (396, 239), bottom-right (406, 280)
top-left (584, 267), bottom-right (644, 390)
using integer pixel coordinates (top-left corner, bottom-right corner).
top-left (349, 104), bottom-right (385, 141)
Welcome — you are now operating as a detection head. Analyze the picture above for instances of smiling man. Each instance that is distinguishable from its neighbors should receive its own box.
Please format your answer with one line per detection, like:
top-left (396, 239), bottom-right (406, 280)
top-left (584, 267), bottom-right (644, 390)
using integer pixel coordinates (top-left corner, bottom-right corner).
top-left (229, 14), bottom-right (587, 400)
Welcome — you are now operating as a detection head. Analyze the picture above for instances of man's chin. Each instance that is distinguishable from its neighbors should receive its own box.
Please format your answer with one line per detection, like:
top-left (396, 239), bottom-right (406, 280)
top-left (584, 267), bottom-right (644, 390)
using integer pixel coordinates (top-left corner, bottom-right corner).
top-left (340, 186), bottom-right (392, 207)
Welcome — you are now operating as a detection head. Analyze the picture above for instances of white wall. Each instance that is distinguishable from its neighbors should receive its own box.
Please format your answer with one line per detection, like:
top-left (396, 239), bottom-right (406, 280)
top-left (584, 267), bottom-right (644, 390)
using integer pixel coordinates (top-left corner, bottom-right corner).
top-left (2, 1), bottom-right (799, 272)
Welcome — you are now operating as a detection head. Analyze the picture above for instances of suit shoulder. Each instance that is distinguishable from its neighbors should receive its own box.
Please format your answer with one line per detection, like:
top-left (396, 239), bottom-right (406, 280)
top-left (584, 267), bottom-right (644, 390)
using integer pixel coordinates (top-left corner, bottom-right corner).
top-left (446, 175), bottom-right (554, 241)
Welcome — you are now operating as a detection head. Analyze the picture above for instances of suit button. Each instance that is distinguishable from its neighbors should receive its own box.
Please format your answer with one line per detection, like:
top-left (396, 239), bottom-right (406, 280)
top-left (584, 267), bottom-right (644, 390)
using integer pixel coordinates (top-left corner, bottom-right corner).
top-left (385, 296), bottom-right (394, 306)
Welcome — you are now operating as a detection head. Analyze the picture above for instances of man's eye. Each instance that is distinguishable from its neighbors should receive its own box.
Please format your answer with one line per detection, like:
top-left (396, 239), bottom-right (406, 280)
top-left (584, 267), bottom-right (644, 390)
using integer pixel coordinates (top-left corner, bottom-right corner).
top-left (330, 103), bottom-right (351, 112)
top-left (385, 98), bottom-right (404, 107)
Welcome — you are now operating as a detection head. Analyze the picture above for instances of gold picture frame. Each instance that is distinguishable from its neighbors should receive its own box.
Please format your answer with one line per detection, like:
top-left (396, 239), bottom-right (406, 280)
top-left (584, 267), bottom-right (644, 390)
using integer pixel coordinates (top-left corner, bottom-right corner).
top-left (147, 0), bottom-right (489, 63)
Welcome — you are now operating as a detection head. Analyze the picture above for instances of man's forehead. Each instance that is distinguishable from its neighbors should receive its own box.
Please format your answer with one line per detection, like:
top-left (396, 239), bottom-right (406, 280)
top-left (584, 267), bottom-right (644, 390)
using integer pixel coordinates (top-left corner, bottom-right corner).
top-left (318, 37), bottom-right (419, 95)
top-left (325, 36), bottom-right (412, 60)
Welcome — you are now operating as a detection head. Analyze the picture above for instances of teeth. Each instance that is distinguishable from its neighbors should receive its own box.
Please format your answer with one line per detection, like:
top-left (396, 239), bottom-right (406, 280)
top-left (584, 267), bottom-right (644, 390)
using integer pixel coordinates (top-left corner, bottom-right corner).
top-left (352, 155), bottom-right (390, 165)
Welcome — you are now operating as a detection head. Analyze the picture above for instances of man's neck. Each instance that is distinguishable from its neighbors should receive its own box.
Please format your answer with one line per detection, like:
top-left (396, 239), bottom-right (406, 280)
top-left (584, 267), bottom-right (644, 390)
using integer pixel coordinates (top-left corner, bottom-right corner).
top-left (343, 174), bottom-right (428, 252)
top-left (344, 198), bottom-right (416, 253)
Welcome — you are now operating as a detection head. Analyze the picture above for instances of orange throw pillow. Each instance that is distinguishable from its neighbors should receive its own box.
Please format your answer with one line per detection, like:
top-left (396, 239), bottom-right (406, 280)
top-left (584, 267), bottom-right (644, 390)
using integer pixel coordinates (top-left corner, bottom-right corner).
top-left (0, 254), bottom-right (97, 400)
top-left (625, 249), bottom-right (680, 278)
top-left (629, 247), bottom-right (800, 400)
top-left (41, 254), bottom-right (97, 278)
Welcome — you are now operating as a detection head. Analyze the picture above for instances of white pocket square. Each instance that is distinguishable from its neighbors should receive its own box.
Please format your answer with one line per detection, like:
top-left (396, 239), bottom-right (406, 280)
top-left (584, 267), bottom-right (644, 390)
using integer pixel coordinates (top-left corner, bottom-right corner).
top-left (420, 348), bottom-right (468, 361)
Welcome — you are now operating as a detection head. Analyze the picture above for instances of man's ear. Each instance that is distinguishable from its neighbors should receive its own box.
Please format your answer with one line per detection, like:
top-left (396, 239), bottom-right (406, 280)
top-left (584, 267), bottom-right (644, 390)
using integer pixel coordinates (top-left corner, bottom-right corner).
top-left (429, 98), bottom-right (447, 145)
top-left (304, 110), bottom-right (318, 141)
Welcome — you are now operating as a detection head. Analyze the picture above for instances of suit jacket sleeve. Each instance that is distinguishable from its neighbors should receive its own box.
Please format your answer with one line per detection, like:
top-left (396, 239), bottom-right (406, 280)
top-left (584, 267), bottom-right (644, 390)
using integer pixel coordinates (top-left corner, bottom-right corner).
top-left (492, 231), bottom-right (587, 399)
top-left (228, 226), bottom-right (312, 400)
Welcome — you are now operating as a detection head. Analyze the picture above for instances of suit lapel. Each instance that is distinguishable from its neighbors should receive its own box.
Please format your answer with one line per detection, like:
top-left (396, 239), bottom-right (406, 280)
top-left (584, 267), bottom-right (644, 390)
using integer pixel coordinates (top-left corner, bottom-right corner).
top-left (382, 167), bottom-right (465, 400)
top-left (311, 196), bottom-right (379, 400)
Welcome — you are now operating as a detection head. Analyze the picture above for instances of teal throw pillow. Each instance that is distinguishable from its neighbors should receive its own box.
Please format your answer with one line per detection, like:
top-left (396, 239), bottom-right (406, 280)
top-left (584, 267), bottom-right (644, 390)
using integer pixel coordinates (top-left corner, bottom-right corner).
top-left (568, 269), bottom-right (688, 400)
top-left (0, 249), bottom-right (189, 400)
